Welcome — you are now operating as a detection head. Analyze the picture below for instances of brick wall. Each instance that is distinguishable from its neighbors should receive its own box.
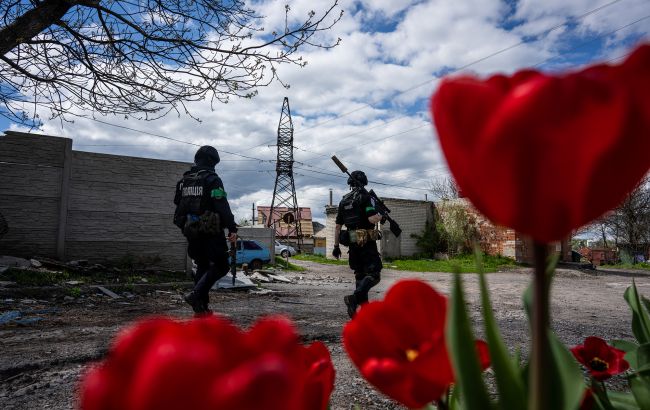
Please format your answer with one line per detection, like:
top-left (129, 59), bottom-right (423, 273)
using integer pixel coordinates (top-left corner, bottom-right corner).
top-left (437, 198), bottom-right (571, 263)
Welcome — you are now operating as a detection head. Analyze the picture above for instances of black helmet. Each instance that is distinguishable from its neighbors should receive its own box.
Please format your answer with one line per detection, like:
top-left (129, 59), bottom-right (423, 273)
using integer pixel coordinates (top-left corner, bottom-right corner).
top-left (347, 170), bottom-right (368, 187)
top-left (194, 145), bottom-right (220, 167)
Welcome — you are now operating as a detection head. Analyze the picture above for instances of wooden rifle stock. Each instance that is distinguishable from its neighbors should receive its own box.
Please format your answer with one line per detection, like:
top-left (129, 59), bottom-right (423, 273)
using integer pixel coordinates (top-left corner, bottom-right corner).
top-left (331, 156), bottom-right (402, 237)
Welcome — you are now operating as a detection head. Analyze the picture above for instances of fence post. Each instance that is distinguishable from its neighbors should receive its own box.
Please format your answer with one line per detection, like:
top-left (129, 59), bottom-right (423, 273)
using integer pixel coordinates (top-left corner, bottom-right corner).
top-left (56, 139), bottom-right (72, 260)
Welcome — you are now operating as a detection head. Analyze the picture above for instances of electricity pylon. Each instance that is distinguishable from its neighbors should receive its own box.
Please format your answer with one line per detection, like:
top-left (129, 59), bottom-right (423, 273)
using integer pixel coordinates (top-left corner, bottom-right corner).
top-left (267, 97), bottom-right (303, 250)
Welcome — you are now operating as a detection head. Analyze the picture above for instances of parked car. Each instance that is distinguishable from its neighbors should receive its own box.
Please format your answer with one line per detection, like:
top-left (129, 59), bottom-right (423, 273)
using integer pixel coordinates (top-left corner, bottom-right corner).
top-left (230, 239), bottom-right (271, 270)
top-left (274, 240), bottom-right (297, 258)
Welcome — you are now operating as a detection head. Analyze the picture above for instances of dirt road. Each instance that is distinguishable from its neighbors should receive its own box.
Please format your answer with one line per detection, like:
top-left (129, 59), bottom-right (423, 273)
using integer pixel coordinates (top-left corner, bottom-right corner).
top-left (1, 260), bottom-right (648, 409)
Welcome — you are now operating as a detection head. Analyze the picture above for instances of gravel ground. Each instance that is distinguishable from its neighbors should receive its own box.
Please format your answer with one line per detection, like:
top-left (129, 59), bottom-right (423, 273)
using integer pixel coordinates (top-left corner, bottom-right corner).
top-left (1, 260), bottom-right (649, 410)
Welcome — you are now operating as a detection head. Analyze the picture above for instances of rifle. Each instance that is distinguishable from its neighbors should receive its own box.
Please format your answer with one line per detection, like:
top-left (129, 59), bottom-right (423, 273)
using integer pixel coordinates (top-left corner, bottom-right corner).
top-left (331, 155), bottom-right (402, 238)
top-left (230, 239), bottom-right (237, 286)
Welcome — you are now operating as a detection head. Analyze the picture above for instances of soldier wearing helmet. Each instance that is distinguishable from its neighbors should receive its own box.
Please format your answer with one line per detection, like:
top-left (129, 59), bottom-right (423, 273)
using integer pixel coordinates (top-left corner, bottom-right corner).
top-left (173, 145), bottom-right (238, 315)
top-left (333, 170), bottom-right (383, 318)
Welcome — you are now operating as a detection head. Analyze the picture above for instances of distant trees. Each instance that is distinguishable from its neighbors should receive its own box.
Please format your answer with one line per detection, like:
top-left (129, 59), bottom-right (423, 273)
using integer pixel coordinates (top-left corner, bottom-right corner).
top-left (587, 175), bottom-right (650, 262)
top-left (428, 176), bottom-right (459, 201)
top-left (416, 177), bottom-right (477, 257)
top-left (0, 0), bottom-right (342, 125)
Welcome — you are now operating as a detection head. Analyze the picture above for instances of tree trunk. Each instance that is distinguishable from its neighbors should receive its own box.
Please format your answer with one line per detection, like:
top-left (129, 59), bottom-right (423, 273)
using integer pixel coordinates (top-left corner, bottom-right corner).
top-left (0, 0), bottom-right (77, 56)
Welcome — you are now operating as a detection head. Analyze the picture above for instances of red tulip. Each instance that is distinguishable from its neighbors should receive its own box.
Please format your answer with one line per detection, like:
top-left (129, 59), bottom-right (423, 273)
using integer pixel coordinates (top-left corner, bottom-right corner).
top-left (571, 336), bottom-right (629, 381)
top-left (431, 44), bottom-right (650, 242)
top-left (79, 315), bottom-right (335, 410)
top-left (579, 389), bottom-right (595, 410)
top-left (343, 279), bottom-right (490, 408)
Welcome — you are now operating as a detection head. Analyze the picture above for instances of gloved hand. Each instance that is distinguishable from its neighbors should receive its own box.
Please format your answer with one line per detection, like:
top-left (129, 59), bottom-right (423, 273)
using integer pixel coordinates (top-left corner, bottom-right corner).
top-left (332, 245), bottom-right (342, 259)
top-left (380, 215), bottom-right (387, 224)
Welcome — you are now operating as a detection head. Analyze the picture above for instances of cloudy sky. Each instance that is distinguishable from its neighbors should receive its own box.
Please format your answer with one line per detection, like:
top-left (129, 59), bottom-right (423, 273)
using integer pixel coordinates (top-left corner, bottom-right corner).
top-left (2, 0), bottom-right (649, 224)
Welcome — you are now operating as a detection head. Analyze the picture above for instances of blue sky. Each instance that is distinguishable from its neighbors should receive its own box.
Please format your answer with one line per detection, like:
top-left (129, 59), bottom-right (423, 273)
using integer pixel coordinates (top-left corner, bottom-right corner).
top-left (1, 0), bottom-right (649, 225)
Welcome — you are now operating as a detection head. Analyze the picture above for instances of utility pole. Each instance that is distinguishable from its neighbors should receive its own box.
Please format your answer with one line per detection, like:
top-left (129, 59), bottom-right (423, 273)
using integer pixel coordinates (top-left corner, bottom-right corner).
top-left (252, 203), bottom-right (256, 226)
top-left (267, 97), bottom-right (304, 250)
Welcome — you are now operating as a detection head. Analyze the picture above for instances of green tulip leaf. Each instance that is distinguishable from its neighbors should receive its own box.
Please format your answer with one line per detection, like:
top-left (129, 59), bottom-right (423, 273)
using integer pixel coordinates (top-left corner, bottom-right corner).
top-left (641, 295), bottom-right (650, 319)
top-left (548, 331), bottom-right (585, 410)
top-left (522, 255), bottom-right (582, 410)
top-left (478, 271), bottom-right (527, 410)
top-left (448, 387), bottom-right (464, 410)
top-left (608, 391), bottom-right (642, 410)
top-left (635, 343), bottom-right (650, 369)
top-left (624, 281), bottom-right (650, 345)
top-left (630, 369), bottom-right (650, 409)
top-left (448, 272), bottom-right (491, 410)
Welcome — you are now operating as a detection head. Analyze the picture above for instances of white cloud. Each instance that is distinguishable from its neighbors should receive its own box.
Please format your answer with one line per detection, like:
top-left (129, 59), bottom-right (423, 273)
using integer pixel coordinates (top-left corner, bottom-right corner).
top-left (7, 0), bottom-right (650, 225)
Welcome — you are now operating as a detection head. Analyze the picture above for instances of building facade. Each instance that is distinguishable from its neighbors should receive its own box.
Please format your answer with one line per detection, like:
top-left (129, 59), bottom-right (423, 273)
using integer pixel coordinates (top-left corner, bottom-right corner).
top-left (257, 206), bottom-right (314, 252)
top-left (325, 196), bottom-right (571, 263)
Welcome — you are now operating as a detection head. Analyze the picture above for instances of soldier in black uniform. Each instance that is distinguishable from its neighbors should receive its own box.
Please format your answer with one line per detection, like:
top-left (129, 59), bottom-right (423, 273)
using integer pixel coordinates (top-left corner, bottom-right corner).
top-left (332, 170), bottom-right (383, 318)
top-left (173, 146), bottom-right (238, 315)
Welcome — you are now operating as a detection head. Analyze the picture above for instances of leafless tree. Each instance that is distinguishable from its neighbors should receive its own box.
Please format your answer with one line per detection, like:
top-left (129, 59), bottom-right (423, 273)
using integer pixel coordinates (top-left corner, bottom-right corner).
top-left (428, 176), bottom-right (459, 201)
top-left (0, 0), bottom-right (342, 125)
top-left (598, 175), bottom-right (650, 261)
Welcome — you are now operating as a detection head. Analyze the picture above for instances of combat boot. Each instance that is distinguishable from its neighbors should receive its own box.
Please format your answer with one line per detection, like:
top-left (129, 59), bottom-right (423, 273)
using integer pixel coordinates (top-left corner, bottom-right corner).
top-left (184, 291), bottom-right (205, 314)
top-left (343, 294), bottom-right (358, 319)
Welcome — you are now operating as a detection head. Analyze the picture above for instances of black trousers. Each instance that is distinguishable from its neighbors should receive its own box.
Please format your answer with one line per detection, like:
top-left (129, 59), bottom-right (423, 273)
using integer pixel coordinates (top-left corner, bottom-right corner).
top-left (187, 235), bottom-right (230, 306)
top-left (348, 241), bottom-right (382, 304)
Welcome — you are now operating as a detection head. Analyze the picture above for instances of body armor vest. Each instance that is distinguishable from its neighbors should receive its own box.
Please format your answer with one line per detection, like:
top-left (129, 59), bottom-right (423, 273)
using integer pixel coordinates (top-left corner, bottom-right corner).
top-left (340, 189), bottom-right (365, 228)
top-left (174, 170), bottom-right (213, 230)
top-left (179, 171), bottom-right (211, 215)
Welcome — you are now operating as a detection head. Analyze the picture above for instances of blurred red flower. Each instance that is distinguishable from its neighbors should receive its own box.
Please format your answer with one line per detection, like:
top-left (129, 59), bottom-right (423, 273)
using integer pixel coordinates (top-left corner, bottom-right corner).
top-left (571, 336), bottom-right (629, 381)
top-left (430, 44), bottom-right (650, 242)
top-left (579, 388), bottom-right (595, 410)
top-left (343, 279), bottom-right (490, 408)
top-left (79, 315), bottom-right (334, 410)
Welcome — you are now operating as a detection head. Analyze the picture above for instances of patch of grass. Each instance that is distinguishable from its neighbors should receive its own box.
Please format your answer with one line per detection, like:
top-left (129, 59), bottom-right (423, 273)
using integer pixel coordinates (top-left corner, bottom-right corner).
top-left (1, 268), bottom-right (73, 286)
top-left (384, 254), bottom-right (518, 273)
top-left (293, 252), bottom-right (516, 272)
top-left (292, 253), bottom-right (349, 265)
top-left (273, 256), bottom-right (306, 271)
top-left (606, 262), bottom-right (650, 271)
top-left (67, 286), bottom-right (82, 297)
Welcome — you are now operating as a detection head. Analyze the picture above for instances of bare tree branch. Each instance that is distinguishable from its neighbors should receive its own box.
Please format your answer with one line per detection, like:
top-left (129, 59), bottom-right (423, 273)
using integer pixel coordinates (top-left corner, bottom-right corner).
top-left (0, 0), bottom-right (343, 125)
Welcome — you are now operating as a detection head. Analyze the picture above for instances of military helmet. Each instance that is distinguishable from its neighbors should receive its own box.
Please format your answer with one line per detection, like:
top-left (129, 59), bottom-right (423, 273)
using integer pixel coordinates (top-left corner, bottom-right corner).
top-left (347, 170), bottom-right (368, 187)
top-left (194, 145), bottom-right (220, 167)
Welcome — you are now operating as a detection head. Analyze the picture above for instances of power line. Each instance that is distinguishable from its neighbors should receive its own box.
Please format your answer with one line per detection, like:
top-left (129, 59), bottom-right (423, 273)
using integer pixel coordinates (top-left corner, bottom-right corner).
top-left (295, 9), bottom-right (648, 173)
top-left (533, 14), bottom-right (650, 68)
top-left (294, 165), bottom-right (430, 192)
top-left (292, 0), bottom-right (631, 146)
top-left (234, 0), bottom-right (626, 154)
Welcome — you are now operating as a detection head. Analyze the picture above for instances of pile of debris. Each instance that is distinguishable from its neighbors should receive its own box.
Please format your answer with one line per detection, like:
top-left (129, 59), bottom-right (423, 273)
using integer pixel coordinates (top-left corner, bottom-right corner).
top-left (248, 269), bottom-right (293, 284)
top-left (0, 255), bottom-right (118, 275)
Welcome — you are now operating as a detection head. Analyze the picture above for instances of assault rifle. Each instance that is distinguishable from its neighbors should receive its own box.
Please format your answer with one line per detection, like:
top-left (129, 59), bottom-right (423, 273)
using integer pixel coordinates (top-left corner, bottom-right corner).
top-left (331, 155), bottom-right (402, 238)
top-left (230, 239), bottom-right (237, 286)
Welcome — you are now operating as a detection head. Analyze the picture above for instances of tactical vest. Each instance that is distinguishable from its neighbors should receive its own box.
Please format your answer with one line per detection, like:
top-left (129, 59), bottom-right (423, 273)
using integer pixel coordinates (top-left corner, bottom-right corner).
top-left (174, 170), bottom-right (212, 230)
top-left (339, 189), bottom-right (365, 228)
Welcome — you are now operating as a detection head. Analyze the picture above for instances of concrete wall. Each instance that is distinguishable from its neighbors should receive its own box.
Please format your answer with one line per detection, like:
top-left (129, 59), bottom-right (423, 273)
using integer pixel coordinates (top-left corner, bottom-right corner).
top-left (0, 131), bottom-right (199, 270)
top-left (0, 132), bottom-right (68, 258)
top-left (325, 205), bottom-right (348, 260)
top-left (379, 198), bottom-right (434, 258)
top-left (237, 227), bottom-right (275, 262)
top-left (324, 199), bottom-right (434, 259)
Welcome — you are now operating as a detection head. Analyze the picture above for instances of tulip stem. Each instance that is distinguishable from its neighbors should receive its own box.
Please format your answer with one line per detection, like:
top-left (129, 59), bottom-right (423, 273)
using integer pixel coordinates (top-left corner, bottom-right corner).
top-left (530, 241), bottom-right (549, 410)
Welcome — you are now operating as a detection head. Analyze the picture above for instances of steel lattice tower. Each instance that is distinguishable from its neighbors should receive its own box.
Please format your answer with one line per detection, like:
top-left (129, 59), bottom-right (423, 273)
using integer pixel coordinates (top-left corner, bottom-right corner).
top-left (267, 97), bottom-right (303, 250)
